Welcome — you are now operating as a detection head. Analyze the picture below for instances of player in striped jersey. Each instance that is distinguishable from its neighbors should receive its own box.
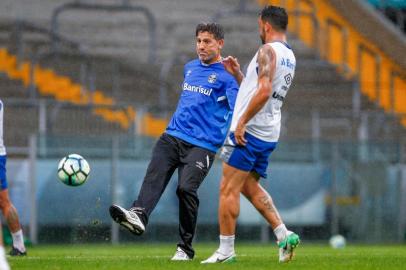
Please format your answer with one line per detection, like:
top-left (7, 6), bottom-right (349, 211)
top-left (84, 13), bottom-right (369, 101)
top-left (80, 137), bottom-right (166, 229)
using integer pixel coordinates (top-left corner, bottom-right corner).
top-left (202, 6), bottom-right (299, 264)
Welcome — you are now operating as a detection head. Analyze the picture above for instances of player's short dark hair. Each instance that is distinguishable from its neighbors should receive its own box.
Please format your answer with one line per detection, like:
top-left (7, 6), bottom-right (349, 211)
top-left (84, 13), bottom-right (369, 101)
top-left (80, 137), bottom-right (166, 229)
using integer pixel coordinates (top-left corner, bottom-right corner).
top-left (195, 23), bottom-right (224, 40)
top-left (260, 5), bottom-right (288, 32)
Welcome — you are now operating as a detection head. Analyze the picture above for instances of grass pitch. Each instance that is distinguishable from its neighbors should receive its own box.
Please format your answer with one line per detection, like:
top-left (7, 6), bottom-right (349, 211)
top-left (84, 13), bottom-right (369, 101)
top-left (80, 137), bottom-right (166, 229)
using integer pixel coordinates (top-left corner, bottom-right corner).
top-left (8, 243), bottom-right (406, 270)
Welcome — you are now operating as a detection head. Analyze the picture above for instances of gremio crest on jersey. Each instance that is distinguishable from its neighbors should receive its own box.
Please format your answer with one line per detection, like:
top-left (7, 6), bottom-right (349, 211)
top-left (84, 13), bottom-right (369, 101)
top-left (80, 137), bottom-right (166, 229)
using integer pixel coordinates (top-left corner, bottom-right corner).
top-left (208, 73), bottom-right (217, 83)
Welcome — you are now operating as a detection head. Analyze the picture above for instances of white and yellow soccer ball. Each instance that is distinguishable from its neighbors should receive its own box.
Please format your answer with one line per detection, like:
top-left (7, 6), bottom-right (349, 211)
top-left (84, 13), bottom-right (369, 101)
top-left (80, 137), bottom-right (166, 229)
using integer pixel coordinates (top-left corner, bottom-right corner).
top-left (57, 154), bottom-right (90, 186)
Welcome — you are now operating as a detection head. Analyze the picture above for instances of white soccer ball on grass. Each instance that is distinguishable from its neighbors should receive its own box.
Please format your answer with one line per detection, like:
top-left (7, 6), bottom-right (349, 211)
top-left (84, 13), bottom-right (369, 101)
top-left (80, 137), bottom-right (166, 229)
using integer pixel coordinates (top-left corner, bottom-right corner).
top-left (329, 234), bottom-right (346, 249)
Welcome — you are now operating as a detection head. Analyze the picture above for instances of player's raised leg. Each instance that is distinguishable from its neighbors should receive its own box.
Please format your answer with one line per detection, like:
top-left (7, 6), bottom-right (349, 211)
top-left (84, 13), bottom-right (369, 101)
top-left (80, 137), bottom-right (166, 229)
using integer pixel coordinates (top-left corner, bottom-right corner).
top-left (109, 133), bottom-right (179, 235)
top-left (201, 162), bottom-right (248, 264)
top-left (241, 175), bottom-right (300, 262)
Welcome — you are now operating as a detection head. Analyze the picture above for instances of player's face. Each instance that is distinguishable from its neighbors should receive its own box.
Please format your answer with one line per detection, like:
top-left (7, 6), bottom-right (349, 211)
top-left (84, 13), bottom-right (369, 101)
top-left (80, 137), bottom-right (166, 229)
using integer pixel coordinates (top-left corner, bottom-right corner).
top-left (196, 31), bottom-right (223, 64)
top-left (258, 17), bottom-right (266, 44)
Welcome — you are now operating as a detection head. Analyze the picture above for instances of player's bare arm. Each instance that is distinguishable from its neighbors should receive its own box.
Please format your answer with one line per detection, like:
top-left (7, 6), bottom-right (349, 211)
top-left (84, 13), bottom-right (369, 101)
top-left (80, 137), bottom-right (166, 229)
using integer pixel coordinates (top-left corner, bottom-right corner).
top-left (234, 45), bottom-right (276, 145)
top-left (222, 56), bottom-right (244, 85)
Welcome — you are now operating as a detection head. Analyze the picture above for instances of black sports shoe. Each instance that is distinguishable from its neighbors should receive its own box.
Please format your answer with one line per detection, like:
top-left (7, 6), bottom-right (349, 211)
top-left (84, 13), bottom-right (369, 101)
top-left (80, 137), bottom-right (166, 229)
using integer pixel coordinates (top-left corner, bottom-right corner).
top-left (9, 247), bottom-right (27, 256)
top-left (109, 204), bottom-right (145, 235)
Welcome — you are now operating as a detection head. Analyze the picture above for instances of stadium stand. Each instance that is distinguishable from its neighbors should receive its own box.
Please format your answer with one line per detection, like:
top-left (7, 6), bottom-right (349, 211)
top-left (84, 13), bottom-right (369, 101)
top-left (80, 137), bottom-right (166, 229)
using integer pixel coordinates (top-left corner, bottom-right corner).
top-left (0, 47), bottom-right (134, 136)
top-left (0, 0), bottom-right (405, 148)
top-left (366, 0), bottom-right (406, 32)
top-left (262, 0), bottom-right (406, 140)
top-left (0, 0), bottom-right (405, 246)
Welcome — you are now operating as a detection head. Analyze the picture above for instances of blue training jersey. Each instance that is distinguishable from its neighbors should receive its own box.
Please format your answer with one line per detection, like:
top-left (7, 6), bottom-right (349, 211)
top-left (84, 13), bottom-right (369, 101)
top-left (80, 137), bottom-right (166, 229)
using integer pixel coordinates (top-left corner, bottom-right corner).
top-left (166, 59), bottom-right (239, 152)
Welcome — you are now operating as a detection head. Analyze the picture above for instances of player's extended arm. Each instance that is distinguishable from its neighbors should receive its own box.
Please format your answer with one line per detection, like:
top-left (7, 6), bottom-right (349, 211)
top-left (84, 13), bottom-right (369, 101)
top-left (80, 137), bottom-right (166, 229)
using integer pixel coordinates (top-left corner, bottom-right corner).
top-left (234, 45), bottom-right (276, 145)
top-left (222, 56), bottom-right (244, 85)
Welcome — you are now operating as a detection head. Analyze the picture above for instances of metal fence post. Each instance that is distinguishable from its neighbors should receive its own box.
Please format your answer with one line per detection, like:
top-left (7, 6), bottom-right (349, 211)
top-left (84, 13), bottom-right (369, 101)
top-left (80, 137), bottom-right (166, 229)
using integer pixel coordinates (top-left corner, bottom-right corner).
top-left (88, 62), bottom-right (96, 107)
top-left (352, 80), bottom-right (361, 117)
top-left (28, 134), bottom-right (38, 244)
top-left (260, 223), bottom-right (270, 243)
top-left (358, 112), bottom-right (369, 162)
top-left (111, 136), bottom-right (119, 244)
top-left (398, 140), bottom-right (406, 242)
top-left (312, 110), bottom-right (321, 162)
top-left (112, 61), bottom-right (121, 100)
top-left (135, 108), bottom-right (145, 136)
top-left (28, 52), bottom-right (37, 100)
top-left (331, 142), bottom-right (339, 236)
top-left (38, 99), bottom-right (47, 134)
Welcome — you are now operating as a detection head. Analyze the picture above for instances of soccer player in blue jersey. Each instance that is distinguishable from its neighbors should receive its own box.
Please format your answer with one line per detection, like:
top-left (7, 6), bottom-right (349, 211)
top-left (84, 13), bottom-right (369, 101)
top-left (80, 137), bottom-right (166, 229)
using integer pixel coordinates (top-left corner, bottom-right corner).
top-left (109, 23), bottom-right (239, 260)
top-left (0, 99), bottom-right (27, 259)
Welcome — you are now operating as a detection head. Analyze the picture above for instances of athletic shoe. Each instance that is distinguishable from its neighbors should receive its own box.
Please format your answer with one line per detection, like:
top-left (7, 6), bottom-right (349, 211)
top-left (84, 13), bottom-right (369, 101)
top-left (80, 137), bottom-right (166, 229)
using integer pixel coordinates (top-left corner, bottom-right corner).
top-left (0, 256), bottom-right (9, 270)
top-left (171, 247), bottom-right (192, 261)
top-left (0, 248), bottom-right (9, 270)
top-left (9, 247), bottom-right (27, 256)
top-left (278, 232), bottom-right (300, 263)
top-left (201, 250), bottom-right (236, 264)
top-left (109, 204), bottom-right (145, 235)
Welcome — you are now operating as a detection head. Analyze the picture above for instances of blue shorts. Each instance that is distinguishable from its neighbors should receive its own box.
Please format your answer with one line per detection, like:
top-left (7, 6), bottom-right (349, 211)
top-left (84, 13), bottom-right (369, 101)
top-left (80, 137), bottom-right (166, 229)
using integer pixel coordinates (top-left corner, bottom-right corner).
top-left (0, 155), bottom-right (8, 190)
top-left (220, 132), bottom-right (277, 178)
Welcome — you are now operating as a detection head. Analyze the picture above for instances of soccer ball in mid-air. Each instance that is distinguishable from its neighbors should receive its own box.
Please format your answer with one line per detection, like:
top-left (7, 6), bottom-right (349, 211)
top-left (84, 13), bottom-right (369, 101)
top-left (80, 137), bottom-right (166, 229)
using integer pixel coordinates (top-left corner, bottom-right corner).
top-left (329, 234), bottom-right (346, 249)
top-left (57, 154), bottom-right (90, 186)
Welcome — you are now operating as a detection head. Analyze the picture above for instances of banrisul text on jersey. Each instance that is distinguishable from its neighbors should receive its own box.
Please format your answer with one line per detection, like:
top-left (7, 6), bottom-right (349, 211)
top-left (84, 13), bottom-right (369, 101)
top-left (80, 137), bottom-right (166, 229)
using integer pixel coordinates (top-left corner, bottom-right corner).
top-left (166, 59), bottom-right (239, 152)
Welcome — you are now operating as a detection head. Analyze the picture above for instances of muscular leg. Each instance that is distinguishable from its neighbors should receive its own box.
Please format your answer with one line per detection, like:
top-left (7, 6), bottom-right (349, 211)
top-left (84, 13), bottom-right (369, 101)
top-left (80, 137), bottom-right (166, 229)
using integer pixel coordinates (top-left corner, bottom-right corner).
top-left (0, 189), bottom-right (26, 255)
top-left (0, 189), bottom-right (21, 233)
top-left (218, 162), bottom-right (250, 235)
top-left (240, 172), bottom-right (302, 262)
top-left (240, 172), bottom-right (283, 229)
top-left (241, 173), bottom-right (299, 256)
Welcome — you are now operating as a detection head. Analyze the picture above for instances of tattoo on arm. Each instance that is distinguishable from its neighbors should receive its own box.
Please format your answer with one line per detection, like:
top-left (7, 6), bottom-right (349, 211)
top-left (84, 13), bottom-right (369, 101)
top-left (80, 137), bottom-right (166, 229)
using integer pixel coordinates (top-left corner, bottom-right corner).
top-left (257, 45), bottom-right (276, 82)
top-left (237, 46), bottom-right (276, 125)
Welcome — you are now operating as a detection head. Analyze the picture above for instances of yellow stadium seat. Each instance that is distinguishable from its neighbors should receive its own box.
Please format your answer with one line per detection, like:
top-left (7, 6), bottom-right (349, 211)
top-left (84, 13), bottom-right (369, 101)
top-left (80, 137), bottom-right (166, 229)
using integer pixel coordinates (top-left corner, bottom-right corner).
top-left (0, 47), bottom-right (170, 134)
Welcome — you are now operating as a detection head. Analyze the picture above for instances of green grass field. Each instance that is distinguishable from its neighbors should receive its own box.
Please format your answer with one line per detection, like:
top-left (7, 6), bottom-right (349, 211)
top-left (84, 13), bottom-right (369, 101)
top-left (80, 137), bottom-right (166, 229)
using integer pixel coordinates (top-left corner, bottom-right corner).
top-left (8, 243), bottom-right (406, 270)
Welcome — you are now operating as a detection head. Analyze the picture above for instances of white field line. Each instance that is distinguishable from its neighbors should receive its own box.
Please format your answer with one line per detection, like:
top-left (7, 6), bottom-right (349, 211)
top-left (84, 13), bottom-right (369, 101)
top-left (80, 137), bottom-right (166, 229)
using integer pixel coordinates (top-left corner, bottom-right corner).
top-left (8, 254), bottom-right (254, 260)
